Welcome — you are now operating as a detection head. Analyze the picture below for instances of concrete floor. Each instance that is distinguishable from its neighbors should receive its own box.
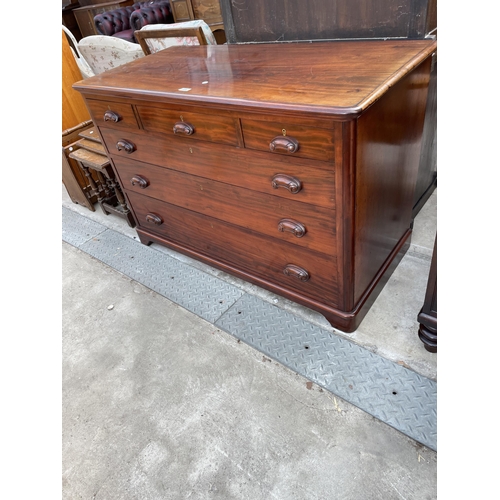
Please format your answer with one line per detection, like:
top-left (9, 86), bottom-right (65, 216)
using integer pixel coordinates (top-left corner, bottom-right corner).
top-left (62, 185), bottom-right (437, 499)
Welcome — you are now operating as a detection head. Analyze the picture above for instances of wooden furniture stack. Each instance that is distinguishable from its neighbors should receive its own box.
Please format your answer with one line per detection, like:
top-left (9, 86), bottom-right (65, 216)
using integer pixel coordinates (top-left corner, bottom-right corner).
top-left (62, 27), bottom-right (134, 225)
top-left (68, 127), bottom-right (136, 227)
top-left (63, 121), bottom-right (98, 212)
top-left (62, 28), bottom-right (96, 211)
top-left (74, 39), bottom-right (435, 332)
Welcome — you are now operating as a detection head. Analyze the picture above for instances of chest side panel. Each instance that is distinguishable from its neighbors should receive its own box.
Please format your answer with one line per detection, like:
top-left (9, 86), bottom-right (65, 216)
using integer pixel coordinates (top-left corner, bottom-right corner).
top-left (353, 58), bottom-right (432, 305)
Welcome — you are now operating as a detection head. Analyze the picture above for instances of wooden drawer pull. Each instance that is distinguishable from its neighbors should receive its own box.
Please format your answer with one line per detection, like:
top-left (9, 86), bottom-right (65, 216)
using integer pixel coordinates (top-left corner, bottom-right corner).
top-left (173, 121), bottom-right (194, 136)
top-left (278, 219), bottom-right (306, 238)
top-left (131, 175), bottom-right (149, 189)
top-left (104, 110), bottom-right (121, 123)
top-left (116, 139), bottom-right (136, 154)
top-left (271, 174), bottom-right (302, 194)
top-left (270, 135), bottom-right (299, 154)
top-left (145, 213), bottom-right (163, 225)
top-left (283, 264), bottom-right (310, 282)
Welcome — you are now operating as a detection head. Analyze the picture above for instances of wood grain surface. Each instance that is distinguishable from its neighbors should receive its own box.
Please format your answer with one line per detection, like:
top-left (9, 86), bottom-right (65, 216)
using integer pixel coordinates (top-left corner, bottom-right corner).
top-left (104, 134), bottom-right (337, 208)
top-left (115, 158), bottom-right (336, 254)
top-left (74, 40), bottom-right (436, 119)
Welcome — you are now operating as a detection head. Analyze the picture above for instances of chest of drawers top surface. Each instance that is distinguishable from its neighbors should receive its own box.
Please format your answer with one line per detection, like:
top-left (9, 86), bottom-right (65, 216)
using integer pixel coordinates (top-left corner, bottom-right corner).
top-left (74, 39), bottom-right (436, 118)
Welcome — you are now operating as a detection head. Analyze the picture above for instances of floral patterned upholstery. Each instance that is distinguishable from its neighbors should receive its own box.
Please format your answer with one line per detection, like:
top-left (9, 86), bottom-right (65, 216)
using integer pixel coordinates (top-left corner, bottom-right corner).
top-left (77, 36), bottom-right (145, 75)
top-left (136, 20), bottom-right (217, 54)
top-left (62, 25), bottom-right (95, 79)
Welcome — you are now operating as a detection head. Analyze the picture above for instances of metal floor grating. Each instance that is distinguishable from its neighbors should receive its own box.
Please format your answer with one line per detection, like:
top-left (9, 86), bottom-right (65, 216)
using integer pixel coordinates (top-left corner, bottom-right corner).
top-left (62, 206), bottom-right (437, 451)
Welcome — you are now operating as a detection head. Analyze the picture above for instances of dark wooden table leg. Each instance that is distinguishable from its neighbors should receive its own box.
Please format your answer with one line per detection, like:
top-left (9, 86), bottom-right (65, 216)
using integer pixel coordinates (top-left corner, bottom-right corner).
top-left (417, 236), bottom-right (437, 352)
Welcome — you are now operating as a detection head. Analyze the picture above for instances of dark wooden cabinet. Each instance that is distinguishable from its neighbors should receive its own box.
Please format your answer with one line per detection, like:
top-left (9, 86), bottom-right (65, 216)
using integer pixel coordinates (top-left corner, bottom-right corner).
top-left (62, 2), bottom-right (83, 41)
top-left (74, 39), bottom-right (435, 332)
top-left (219, 0), bottom-right (436, 44)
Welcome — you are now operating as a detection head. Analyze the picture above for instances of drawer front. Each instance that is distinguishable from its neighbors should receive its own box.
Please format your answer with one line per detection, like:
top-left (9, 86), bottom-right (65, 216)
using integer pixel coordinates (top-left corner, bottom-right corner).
top-left (86, 99), bottom-right (139, 131)
top-left (136, 105), bottom-right (239, 146)
top-left (127, 191), bottom-right (340, 306)
top-left (100, 127), bottom-right (336, 208)
top-left (241, 119), bottom-right (335, 162)
top-left (116, 157), bottom-right (336, 254)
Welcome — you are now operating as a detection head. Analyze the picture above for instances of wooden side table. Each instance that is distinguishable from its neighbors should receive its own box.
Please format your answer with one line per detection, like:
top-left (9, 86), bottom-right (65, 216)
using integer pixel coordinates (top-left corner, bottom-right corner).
top-left (68, 127), bottom-right (136, 227)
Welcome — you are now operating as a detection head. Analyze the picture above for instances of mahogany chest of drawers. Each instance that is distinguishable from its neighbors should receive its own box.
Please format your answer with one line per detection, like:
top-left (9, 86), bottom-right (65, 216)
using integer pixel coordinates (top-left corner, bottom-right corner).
top-left (74, 39), bottom-right (436, 332)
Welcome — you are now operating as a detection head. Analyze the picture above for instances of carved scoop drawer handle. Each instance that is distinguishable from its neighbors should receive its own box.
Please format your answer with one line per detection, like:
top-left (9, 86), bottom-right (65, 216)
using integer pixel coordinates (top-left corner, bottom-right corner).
top-left (173, 121), bottom-right (194, 136)
top-left (283, 264), bottom-right (310, 282)
top-left (131, 175), bottom-right (149, 189)
top-left (145, 213), bottom-right (163, 226)
top-left (271, 174), bottom-right (302, 194)
top-left (270, 136), bottom-right (299, 154)
top-left (116, 139), bottom-right (136, 154)
top-left (278, 219), bottom-right (306, 238)
top-left (103, 110), bottom-right (121, 123)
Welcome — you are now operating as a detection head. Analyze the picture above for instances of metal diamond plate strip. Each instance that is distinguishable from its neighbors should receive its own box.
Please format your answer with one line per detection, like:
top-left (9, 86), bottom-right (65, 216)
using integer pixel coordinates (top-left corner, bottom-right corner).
top-left (215, 294), bottom-right (437, 451)
top-left (62, 207), bottom-right (107, 247)
top-left (63, 208), bottom-right (436, 449)
top-left (77, 225), bottom-right (244, 323)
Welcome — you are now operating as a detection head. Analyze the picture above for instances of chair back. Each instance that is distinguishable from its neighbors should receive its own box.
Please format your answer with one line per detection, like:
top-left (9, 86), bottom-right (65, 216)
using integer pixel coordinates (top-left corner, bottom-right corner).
top-left (135, 20), bottom-right (217, 55)
top-left (77, 35), bottom-right (145, 75)
top-left (62, 26), bottom-right (95, 79)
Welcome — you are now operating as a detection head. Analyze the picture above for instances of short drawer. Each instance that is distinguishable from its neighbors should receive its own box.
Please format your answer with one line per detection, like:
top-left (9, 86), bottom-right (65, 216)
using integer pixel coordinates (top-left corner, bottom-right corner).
top-left (85, 99), bottom-right (139, 131)
top-left (241, 119), bottom-right (335, 162)
top-left (99, 127), bottom-right (336, 208)
top-left (136, 105), bottom-right (239, 146)
top-left (116, 157), bottom-right (337, 255)
top-left (127, 191), bottom-right (340, 307)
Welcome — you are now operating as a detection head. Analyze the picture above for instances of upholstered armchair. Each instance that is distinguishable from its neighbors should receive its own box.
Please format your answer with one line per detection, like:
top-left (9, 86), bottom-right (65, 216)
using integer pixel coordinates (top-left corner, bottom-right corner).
top-left (78, 36), bottom-right (145, 75)
top-left (94, 1), bottom-right (173, 43)
top-left (94, 4), bottom-right (140, 43)
top-left (130, 2), bottom-right (174, 32)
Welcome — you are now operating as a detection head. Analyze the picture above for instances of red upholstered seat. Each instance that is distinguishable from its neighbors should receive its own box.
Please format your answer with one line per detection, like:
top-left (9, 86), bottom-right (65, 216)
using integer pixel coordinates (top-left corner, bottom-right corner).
top-left (93, 1), bottom-right (173, 43)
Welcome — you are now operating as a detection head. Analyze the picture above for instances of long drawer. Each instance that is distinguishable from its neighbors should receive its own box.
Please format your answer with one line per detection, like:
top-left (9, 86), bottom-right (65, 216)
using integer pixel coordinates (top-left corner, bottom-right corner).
top-left (115, 157), bottom-right (336, 254)
top-left (100, 127), bottom-right (336, 208)
top-left (127, 190), bottom-right (340, 306)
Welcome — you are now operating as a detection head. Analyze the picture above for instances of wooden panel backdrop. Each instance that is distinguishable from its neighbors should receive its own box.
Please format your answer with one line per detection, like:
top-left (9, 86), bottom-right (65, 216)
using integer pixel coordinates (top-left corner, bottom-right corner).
top-left (62, 30), bottom-right (90, 131)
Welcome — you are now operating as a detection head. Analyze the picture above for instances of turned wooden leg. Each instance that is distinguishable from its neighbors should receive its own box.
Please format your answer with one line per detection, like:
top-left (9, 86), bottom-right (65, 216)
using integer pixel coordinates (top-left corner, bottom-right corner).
top-left (417, 236), bottom-right (437, 353)
top-left (95, 170), bottom-right (112, 198)
top-left (418, 323), bottom-right (437, 353)
top-left (78, 162), bottom-right (103, 202)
